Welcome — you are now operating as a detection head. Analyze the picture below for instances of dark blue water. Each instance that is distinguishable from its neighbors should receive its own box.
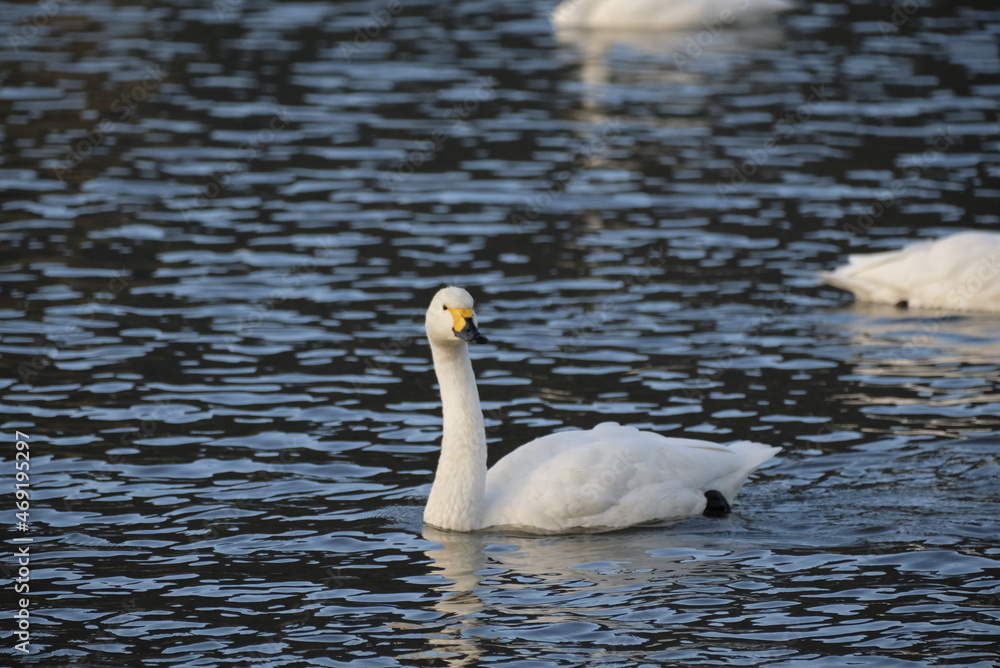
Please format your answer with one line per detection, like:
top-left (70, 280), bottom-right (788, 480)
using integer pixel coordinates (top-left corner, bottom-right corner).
top-left (2, 0), bottom-right (999, 665)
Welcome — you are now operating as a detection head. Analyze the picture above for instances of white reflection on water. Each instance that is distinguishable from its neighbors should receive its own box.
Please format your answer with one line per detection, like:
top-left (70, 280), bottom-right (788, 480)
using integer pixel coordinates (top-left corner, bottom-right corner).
top-left (822, 305), bottom-right (1000, 438)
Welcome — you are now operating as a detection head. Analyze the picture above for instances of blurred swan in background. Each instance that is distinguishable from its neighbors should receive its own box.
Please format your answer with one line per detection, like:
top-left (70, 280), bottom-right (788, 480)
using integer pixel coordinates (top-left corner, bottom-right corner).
top-left (549, 0), bottom-right (793, 101)
top-left (821, 231), bottom-right (1000, 313)
top-left (551, 0), bottom-right (794, 31)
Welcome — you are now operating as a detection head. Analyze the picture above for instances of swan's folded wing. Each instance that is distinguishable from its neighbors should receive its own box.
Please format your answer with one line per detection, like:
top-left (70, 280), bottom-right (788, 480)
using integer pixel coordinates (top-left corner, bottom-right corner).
top-left (483, 424), bottom-right (779, 532)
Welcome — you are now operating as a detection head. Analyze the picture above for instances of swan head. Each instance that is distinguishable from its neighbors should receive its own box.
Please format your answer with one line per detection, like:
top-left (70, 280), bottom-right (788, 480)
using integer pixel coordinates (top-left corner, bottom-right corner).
top-left (426, 286), bottom-right (488, 346)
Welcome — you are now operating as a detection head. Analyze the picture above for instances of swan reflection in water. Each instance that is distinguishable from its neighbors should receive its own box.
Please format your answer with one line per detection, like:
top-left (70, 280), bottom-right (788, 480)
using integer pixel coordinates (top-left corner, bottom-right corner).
top-left (413, 523), bottom-right (761, 665)
top-left (818, 302), bottom-right (1000, 439)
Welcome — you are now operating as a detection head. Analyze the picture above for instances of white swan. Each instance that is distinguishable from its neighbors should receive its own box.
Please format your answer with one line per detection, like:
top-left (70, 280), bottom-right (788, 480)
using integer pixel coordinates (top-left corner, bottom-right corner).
top-left (820, 231), bottom-right (1000, 313)
top-left (551, 0), bottom-right (793, 30)
top-left (423, 286), bottom-right (781, 533)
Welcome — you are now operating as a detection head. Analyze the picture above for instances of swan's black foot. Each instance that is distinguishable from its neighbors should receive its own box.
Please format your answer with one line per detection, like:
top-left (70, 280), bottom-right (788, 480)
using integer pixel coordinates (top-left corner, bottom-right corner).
top-left (895, 300), bottom-right (909, 309)
top-left (703, 490), bottom-right (731, 517)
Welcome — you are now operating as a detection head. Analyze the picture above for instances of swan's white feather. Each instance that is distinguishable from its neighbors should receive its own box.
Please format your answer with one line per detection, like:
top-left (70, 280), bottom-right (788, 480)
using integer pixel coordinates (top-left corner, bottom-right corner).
top-left (820, 231), bottom-right (1000, 312)
top-left (483, 422), bottom-right (779, 532)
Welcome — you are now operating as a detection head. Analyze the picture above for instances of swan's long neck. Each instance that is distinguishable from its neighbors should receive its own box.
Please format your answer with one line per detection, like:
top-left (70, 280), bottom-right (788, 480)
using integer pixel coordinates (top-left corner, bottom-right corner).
top-left (424, 341), bottom-right (487, 531)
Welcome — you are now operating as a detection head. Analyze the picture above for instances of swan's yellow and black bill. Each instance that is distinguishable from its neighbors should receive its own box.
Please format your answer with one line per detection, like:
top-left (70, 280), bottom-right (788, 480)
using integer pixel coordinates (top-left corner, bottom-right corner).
top-left (448, 307), bottom-right (488, 344)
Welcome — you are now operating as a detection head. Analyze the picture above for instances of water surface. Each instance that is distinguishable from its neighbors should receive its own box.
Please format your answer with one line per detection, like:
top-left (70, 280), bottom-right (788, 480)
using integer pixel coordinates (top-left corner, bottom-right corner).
top-left (1, 0), bottom-right (999, 665)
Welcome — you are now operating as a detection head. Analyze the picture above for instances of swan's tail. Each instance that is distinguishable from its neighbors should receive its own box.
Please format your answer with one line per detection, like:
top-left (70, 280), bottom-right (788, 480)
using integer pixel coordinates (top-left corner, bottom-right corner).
top-left (818, 248), bottom-right (914, 305)
top-left (715, 441), bottom-right (781, 500)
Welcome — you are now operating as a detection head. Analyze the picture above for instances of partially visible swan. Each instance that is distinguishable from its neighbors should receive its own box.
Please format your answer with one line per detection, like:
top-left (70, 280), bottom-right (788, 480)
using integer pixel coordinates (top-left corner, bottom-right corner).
top-left (551, 0), bottom-right (794, 30)
top-left (820, 231), bottom-right (1000, 313)
top-left (423, 286), bottom-right (780, 533)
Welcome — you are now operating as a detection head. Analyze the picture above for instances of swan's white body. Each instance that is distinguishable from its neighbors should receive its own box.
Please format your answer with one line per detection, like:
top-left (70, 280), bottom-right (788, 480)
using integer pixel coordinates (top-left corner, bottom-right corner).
top-left (551, 0), bottom-right (793, 30)
top-left (423, 286), bottom-right (780, 533)
top-left (821, 231), bottom-right (1000, 313)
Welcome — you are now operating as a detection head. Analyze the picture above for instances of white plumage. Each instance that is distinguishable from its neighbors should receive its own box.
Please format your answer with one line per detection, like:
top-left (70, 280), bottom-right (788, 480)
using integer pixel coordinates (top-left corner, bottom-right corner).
top-left (483, 423), bottom-right (778, 531)
top-left (551, 0), bottom-right (793, 30)
top-left (821, 231), bottom-right (1000, 313)
top-left (423, 286), bottom-right (780, 534)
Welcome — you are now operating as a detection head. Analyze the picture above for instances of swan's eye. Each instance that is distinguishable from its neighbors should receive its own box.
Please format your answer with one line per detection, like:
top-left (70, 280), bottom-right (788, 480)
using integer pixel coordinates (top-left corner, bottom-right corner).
top-left (442, 305), bottom-right (449, 310)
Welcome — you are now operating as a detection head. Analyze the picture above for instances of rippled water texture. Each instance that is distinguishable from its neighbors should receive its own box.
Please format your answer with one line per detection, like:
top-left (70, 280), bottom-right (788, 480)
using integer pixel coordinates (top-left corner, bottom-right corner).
top-left (2, 0), bottom-right (1000, 665)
